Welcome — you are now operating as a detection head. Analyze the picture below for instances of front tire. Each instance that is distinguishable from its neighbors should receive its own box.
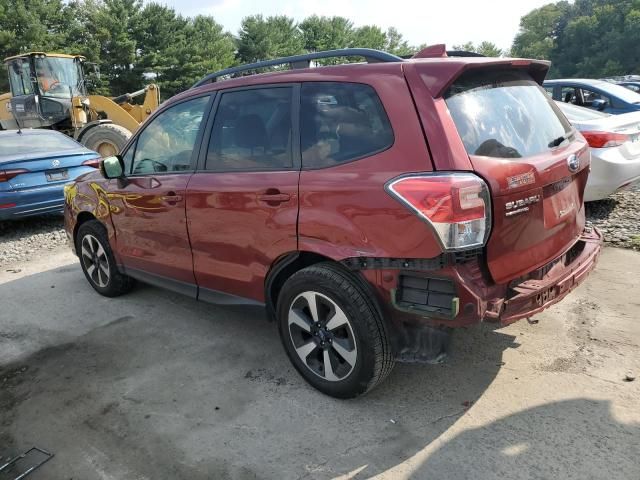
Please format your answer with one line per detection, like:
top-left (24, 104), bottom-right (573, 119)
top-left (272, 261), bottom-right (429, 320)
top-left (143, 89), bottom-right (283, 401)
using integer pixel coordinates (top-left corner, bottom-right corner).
top-left (76, 220), bottom-right (134, 297)
top-left (81, 123), bottom-right (131, 157)
top-left (277, 263), bottom-right (394, 398)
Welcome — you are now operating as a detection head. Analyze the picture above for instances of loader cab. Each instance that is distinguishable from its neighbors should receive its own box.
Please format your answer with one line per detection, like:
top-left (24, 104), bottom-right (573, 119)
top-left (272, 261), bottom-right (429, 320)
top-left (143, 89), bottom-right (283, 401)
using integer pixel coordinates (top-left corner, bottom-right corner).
top-left (4, 53), bottom-right (87, 130)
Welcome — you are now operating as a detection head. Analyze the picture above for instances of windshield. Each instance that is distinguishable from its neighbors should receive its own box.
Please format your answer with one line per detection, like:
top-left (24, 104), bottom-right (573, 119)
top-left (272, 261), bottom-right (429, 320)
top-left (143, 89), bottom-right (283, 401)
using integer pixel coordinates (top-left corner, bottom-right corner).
top-left (595, 81), bottom-right (640, 104)
top-left (34, 57), bottom-right (84, 98)
top-left (555, 101), bottom-right (610, 121)
top-left (0, 132), bottom-right (82, 157)
top-left (7, 58), bottom-right (34, 96)
top-left (445, 69), bottom-right (572, 158)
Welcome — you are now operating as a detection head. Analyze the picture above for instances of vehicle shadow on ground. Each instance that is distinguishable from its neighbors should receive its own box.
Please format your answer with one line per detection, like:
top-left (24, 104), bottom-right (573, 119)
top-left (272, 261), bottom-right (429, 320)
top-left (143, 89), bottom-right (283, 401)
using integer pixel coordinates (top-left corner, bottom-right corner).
top-left (0, 215), bottom-right (63, 239)
top-left (406, 398), bottom-right (639, 479)
top-left (585, 198), bottom-right (618, 220)
top-left (0, 265), bottom-right (637, 479)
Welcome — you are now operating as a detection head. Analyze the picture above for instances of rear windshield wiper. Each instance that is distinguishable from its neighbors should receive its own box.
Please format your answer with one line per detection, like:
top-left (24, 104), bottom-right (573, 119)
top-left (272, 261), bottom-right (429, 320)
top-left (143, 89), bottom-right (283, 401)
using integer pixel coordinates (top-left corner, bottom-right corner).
top-left (548, 134), bottom-right (570, 148)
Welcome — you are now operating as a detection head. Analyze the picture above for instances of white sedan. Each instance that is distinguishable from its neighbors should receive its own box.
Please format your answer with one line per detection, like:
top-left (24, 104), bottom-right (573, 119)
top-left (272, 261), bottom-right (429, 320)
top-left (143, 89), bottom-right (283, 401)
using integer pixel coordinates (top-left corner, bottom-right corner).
top-left (556, 101), bottom-right (640, 201)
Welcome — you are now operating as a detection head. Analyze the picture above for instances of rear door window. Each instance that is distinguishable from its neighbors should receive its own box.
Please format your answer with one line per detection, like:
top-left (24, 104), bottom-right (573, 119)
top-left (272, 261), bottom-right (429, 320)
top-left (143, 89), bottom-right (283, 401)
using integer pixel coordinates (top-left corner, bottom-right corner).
top-left (445, 69), bottom-right (572, 158)
top-left (300, 82), bottom-right (393, 168)
top-left (578, 88), bottom-right (611, 110)
top-left (205, 87), bottom-right (293, 171)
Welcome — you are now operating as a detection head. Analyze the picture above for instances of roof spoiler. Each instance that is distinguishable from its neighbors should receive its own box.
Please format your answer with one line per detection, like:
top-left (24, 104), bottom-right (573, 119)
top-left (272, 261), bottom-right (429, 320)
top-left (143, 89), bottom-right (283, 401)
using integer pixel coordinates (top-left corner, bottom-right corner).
top-left (411, 58), bottom-right (551, 97)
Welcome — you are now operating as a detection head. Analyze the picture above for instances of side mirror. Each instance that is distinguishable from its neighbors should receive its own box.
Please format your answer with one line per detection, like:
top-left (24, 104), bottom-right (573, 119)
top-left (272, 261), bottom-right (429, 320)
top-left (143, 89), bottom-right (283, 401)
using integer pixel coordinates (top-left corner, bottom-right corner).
top-left (592, 98), bottom-right (608, 111)
top-left (100, 155), bottom-right (125, 179)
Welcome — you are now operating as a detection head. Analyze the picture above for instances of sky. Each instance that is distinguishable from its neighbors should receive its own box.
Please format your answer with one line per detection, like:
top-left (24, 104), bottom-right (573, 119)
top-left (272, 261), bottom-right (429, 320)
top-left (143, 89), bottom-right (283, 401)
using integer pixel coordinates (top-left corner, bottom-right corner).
top-left (156, 0), bottom-right (552, 51)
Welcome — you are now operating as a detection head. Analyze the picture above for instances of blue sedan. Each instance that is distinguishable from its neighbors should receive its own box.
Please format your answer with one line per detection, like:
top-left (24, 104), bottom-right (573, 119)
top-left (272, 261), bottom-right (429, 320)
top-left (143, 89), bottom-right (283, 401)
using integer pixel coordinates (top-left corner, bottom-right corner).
top-left (0, 129), bottom-right (100, 220)
top-left (544, 79), bottom-right (640, 114)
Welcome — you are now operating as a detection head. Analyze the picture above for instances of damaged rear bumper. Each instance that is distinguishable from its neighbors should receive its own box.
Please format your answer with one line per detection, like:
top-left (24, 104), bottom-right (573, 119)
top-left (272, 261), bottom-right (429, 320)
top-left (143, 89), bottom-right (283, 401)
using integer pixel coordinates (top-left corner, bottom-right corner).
top-left (484, 227), bottom-right (602, 324)
top-left (348, 227), bottom-right (602, 362)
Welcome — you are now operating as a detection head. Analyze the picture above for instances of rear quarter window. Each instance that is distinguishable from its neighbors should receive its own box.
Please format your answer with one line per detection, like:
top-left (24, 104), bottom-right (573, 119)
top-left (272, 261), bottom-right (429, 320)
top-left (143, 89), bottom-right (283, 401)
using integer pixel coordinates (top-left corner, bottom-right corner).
top-left (445, 70), bottom-right (572, 158)
top-left (301, 82), bottom-right (394, 168)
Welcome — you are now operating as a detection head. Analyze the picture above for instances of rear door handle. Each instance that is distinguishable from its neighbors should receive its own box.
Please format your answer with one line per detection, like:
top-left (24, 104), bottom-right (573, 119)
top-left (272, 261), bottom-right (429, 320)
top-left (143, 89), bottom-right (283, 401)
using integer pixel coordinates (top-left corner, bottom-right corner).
top-left (257, 190), bottom-right (290, 204)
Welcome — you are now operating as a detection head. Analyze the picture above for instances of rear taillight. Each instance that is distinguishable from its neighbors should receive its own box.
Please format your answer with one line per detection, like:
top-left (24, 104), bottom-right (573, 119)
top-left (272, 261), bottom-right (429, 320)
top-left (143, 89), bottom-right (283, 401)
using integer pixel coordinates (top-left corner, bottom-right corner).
top-left (0, 169), bottom-right (28, 182)
top-left (82, 158), bottom-right (101, 168)
top-left (581, 131), bottom-right (629, 148)
top-left (386, 173), bottom-right (491, 251)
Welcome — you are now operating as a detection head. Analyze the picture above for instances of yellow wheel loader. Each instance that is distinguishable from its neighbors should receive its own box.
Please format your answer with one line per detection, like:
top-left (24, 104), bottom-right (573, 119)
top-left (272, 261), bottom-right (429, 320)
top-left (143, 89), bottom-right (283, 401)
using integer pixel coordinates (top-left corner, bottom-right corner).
top-left (0, 52), bottom-right (160, 156)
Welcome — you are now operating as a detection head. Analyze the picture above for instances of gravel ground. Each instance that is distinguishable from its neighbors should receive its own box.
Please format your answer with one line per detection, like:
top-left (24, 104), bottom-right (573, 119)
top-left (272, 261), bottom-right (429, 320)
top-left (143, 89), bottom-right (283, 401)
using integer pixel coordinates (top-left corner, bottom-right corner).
top-left (1, 188), bottom-right (639, 268)
top-left (586, 188), bottom-right (640, 250)
top-left (0, 215), bottom-right (68, 268)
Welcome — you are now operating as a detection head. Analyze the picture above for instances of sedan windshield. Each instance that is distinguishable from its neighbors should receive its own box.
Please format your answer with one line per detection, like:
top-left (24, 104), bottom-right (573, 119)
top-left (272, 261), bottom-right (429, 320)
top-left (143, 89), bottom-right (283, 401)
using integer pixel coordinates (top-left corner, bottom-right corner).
top-left (595, 81), bottom-right (640, 104)
top-left (34, 57), bottom-right (83, 99)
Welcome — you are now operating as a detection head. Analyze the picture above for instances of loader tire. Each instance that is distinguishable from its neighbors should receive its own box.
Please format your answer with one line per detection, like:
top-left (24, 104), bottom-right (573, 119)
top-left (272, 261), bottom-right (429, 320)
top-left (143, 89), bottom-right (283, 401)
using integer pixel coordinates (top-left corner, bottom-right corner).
top-left (81, 123), bottom-right (132, 157)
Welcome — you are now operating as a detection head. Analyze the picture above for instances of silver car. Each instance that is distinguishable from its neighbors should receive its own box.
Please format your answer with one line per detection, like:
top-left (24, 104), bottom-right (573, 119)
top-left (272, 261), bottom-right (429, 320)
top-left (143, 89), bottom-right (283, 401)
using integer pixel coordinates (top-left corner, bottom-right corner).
top-left (556, 101), bottom-right (640, 201)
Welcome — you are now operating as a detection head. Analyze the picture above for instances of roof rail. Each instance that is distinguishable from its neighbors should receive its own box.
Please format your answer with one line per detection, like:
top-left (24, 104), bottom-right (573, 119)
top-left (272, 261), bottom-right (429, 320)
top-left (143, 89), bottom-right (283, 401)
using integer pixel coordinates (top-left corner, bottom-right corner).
top-left (192, 48), bottom-right (404, 88)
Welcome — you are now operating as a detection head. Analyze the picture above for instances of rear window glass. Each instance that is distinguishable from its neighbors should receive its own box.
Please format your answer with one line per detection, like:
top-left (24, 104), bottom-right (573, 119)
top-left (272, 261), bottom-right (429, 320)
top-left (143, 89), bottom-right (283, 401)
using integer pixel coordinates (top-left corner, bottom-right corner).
top-left (445, 70), bottom-right (572, 158)
top-left (301, 82), bottom-right (393, 168)
top-left (0, 132), bottom-right (81, 157)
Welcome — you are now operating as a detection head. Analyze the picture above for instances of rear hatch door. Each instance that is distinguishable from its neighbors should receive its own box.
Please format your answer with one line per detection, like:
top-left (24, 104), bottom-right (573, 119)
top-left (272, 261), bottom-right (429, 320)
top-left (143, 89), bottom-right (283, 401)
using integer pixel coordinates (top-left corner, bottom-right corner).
top-left (442, 68), bottom-right (590, 284)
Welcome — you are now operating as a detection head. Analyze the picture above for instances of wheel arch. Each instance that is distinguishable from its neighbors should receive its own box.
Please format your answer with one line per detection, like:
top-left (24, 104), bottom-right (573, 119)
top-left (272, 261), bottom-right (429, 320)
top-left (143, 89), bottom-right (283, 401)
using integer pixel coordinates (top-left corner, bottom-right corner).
top-left (264, 251), bottom-right (388, 330)
top-left (265, 251), bottom-right (328, 321)
top-left (73, 211), bottom-right (98, 249)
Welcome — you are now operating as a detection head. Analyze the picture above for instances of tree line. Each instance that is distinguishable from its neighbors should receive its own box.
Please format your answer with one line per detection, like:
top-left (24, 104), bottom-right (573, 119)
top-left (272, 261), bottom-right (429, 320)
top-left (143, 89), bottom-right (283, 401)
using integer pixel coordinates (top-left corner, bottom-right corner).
top-left (512, 0), bottom-right (640, 78)
top-left (2, 0), bottom-right (637, 100)
top-left (0, 0), bottom-right (420, 98)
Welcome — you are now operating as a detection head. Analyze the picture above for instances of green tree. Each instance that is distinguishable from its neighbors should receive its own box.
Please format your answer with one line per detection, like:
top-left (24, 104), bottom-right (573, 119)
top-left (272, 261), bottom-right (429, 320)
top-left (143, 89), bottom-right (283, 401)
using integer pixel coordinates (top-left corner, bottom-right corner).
top-left (0, 0), bottom-right (98, 92)
top-left (237, 15), bottom-right (304, 64)
top-left (0, 0), bottom-right (68, 57)
top-left (514, 0), bottom-right (640, 78)
top-left (158, 15), bottom-right (235, 97)
top-left (511, 2), bottom-right (570, 59)
top-left (384, 27), bottom-right (413, 56)
top-left (452, 41), bottom-right (503, 57)
top-left (88, 0), bottom-right (143, 95)
top-left (299, 15), bottom-right (353, 53)
top-left (349, 25), bottom-right (386, 50)
top-left (476, 41), bottom-right (504, 57)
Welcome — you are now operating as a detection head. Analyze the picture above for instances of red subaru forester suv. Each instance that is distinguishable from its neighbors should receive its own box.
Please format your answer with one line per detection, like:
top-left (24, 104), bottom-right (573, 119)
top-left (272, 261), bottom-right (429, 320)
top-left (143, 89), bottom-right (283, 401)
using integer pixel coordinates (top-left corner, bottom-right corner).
top-left (64, 46), bottom-right (602, 398)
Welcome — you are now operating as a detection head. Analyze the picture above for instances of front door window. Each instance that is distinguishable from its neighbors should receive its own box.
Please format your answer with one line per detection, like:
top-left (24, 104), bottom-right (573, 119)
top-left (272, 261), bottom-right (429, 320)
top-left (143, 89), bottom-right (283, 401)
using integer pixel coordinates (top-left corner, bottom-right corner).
top-left (130, 96), bottom-right (210, 175)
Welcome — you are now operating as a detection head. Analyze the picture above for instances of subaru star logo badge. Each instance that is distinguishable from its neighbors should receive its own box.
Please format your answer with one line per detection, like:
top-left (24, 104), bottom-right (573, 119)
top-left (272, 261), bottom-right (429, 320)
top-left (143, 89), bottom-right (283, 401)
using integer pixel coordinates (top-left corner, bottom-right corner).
top-left (51, 159), bottom-right (60, 168)
top-left (567, 154), bottom-right (580, 173)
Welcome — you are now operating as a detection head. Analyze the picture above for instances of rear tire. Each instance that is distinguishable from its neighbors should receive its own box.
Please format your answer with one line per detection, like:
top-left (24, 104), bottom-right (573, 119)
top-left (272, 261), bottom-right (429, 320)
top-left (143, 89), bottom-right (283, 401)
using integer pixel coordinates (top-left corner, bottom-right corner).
top-left (277, 263), bottom-right (394, 398)
top-left (81, 123), bottom-right (131, 157)
top-left (76, 220), bottom-right (134, 297)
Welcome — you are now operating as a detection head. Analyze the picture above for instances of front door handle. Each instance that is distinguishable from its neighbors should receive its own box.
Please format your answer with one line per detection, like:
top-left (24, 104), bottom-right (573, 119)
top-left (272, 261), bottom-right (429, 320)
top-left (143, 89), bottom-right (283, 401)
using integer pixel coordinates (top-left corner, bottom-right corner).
top-left (257, 189), bottom-right (290, 204)
top-left (161, 192), bottom-right (183, 205)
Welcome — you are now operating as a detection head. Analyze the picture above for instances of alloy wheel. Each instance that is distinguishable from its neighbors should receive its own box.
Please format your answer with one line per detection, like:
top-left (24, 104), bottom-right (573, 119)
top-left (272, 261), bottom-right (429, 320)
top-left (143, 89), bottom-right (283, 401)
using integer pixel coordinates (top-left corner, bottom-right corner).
top-left (80, 234), bottom-right (110, 288)
top-left (288, 291), bottom-right (358, 382)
